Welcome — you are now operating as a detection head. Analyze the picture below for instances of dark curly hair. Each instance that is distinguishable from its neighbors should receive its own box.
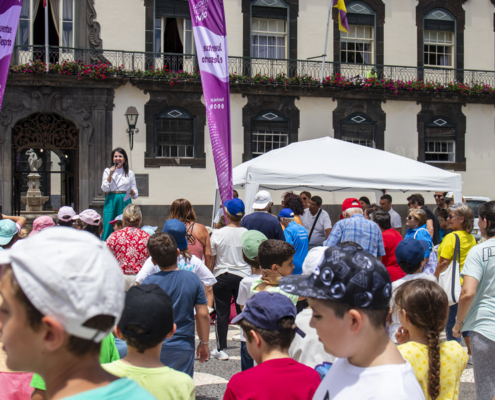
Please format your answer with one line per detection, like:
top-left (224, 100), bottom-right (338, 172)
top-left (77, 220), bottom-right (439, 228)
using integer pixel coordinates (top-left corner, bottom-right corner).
top-left (285, 196), bottom-right (304, 216)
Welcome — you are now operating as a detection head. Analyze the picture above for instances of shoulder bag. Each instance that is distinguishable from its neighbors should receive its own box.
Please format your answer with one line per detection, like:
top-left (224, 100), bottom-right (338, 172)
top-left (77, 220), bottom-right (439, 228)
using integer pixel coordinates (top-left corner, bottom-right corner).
top-left (438, 233), bottom-right (462, 306)
top-left (308, 209), bottom-right (322, 242)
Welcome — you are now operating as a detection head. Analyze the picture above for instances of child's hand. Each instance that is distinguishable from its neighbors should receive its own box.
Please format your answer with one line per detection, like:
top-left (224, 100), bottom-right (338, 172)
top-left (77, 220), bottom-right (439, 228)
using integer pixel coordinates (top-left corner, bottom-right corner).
top-left (262, 269), bottom-right (282, 285)
top-left (395, 326), bottom-right (410, 345)
top-left (452, 324), bottom-right (462, 338)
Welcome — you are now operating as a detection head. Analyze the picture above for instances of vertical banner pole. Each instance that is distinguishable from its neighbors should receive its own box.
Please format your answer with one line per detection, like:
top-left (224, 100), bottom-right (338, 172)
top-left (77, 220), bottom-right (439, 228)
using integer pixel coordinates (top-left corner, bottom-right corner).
top-left (0, 0), bottom-right (24, 109)
top-left (320, 0), bottom-right (332, 83)
top-left (45, 0), bottom-right (49, 71)
top-left (188, 0), bottom-right (233, 211)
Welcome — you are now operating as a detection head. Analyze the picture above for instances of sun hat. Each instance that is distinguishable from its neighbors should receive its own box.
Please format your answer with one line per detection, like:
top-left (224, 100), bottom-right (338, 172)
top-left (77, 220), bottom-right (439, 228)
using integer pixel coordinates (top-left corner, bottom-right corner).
top-left (0, 227), bottom-right (125, 342)
top-left (162, 219), bottom-right (188, 251)
top-left (141, 225), bottom-right (158, 236)
top-left (29, 216), bottom-right (55, 236)
top-left (253, 190), bottom-right (272, 210)
top-left (224, 198), bottom-right (245, 218)
top-left (395, 238), bottom-right (429, 265)
top-left (280, 243), bottom-right (392, 310)
top-left (110, 214), bottom-right (123, 225)
top-left (278, 208), bottom-right (295, 219)
top-left (0, 220), bottom-right (19, 246)
top-left (241, 230), bottom-right (268, 261)
top-left (57, 206), bottom-right (76, 222)
top-left (231, 291), bottom-right (305, 337)
top-left (118, 284), bottom-right (174, 341)
top-left (72, 209), bottom-right (101, 226)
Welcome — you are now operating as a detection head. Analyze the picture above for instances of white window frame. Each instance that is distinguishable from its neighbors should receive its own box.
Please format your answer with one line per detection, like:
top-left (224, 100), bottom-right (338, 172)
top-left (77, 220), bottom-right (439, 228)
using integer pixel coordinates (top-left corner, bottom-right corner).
top-left (251, 18), bottom-right (287, 59)
top-left (155, 108), bottom-right (196, 159)
top-left (424, 140), bottom-right (456, 162)
top-left (16, 0), bottom-right (32, 48)
top-left (424, 30), bottom-right (454, 68)
top-left (252, 131), bottom-right (289, 157)
top-left (61, 0), bottom-right (75, 48)
top-left (342, 137), bottom-right (375, 148)
top-left (341, 25), bottom-right (374, 65)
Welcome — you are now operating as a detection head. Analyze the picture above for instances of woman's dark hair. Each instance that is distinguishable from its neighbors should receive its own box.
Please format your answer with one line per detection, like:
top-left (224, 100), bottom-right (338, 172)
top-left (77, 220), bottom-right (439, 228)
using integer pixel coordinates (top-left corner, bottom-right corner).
top-left (285, 196), bottom-right (304, 216)
top-left (58, 219), bottom-right (74, 227)
top-left (111, 148), bottom-right (129, 177)
top-left (478, 200), bottom-right (495, 238)
top-left (359, 196), bottom-right (371, 205)
top-left (371, 210), bottom-right (391, 230)
top-left (282, 191), bottom-right (296, 206)
top-left (395, 280), bottom-right (449, 400)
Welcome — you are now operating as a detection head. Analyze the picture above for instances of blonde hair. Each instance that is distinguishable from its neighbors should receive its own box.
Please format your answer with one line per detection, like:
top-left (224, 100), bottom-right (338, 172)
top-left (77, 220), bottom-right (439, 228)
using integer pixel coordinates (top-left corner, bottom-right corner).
top-left (409, 208), bottom-right (427, 226)
top-left (123, 204), bottom-right (142, 227)
top-left (448, 203), bottom-right (474, 233)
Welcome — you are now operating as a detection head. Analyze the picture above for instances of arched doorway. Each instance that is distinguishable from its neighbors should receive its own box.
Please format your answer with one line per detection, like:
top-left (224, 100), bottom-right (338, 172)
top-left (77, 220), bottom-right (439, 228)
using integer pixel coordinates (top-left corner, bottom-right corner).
top-left (12, 113), bottom-right (79, 215)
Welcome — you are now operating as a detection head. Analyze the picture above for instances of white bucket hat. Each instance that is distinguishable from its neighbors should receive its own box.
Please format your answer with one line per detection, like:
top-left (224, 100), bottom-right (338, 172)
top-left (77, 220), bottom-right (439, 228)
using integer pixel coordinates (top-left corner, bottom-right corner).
top-left (0, 227), bottom-right (125, 342)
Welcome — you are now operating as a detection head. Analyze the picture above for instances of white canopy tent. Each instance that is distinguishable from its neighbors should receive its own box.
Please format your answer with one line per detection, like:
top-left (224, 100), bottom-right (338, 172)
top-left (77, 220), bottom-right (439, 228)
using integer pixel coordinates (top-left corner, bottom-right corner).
top-left (213, 136), bottom-right (462, 219)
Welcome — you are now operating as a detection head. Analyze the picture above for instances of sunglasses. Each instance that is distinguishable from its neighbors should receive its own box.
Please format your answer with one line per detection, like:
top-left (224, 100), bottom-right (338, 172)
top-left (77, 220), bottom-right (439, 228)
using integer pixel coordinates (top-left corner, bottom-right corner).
top-left (407, 216), bottom-right (416, 220)
top-left (301, 197), bottom-right (308, 200)
top-left (434, 195), bottom-right (444, 198)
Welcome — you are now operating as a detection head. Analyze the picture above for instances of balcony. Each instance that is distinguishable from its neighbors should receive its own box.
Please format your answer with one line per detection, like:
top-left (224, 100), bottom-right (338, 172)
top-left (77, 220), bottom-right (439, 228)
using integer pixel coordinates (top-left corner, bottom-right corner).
top-left (9, 45), bottom-right (495, 89)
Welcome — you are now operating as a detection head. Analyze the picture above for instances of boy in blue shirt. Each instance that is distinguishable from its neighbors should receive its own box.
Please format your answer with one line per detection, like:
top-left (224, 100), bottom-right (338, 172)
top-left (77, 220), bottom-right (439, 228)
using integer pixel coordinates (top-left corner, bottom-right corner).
top-left (279, 208), bottom-right (309, 275)
top-left (143, 232), bottom-right (210, 377)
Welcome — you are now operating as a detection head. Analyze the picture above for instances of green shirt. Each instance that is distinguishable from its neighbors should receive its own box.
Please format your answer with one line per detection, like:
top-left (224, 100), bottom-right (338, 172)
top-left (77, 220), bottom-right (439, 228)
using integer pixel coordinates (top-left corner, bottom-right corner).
top-left (250, 278), bottom-right (299, 305)
top-left (102, 360), bottom-right (195, 400)
top-left (461, 238), bottom-right (495, 341)
top-left (30, 334), bottom-right (120, 390)
top-left (62, 378), bottom-right (156, 400)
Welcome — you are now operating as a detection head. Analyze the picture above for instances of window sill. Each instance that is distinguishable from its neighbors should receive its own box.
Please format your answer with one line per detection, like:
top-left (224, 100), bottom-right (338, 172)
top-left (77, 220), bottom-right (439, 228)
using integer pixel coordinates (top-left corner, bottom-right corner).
top-left (145, 157), bottom-right (206, 168)
top-left (425, 161), bottom-right (466, 171)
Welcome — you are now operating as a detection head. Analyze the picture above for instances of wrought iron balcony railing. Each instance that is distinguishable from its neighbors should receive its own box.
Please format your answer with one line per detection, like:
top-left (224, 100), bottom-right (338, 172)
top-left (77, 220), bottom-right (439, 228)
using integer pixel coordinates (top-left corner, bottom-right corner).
top-left (10, 45), bottom-right (495, 87)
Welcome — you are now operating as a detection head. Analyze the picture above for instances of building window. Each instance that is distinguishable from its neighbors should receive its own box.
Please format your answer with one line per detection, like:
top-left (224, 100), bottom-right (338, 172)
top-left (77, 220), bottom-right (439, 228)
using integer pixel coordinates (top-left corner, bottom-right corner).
top-left (341, 1), bottom-right (375, 64)
top-left (17, 1), bottom-right (30, 49)
top-left (154, 18), bottom-right (195, 54)
top-left (251, 111), bottom-right (289, 158)
top-left (154, 107), bottom-right (195, 158)
top-left (424, 118), bottom-right (456, 162)
top-left (62, 0), bottom-right (74, 48)
top-left (251, 18), bottom-right (286, 59)
top-left (340, 113), bottom-right (376, 148)
top-left (424, 9), bottom-right (455, 68)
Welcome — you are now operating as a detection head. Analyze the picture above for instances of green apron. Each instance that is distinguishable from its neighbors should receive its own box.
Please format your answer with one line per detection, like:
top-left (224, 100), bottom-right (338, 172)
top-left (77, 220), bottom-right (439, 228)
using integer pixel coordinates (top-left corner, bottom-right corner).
top-left (102, 193), bottom-right (131, 241)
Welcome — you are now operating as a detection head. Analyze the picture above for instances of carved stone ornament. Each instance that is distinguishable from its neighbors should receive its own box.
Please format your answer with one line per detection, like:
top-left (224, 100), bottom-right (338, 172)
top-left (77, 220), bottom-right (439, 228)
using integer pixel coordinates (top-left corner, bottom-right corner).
top-left (13, 113), bottom-right (78, 150)
top-left (26, 149), bottom-right (42, 172)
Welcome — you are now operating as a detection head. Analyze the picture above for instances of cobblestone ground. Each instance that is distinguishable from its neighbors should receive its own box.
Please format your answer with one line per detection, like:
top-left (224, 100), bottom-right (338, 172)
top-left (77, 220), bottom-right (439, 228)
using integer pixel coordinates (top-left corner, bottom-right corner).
top-left (194, 326), bottom-right (477, 400)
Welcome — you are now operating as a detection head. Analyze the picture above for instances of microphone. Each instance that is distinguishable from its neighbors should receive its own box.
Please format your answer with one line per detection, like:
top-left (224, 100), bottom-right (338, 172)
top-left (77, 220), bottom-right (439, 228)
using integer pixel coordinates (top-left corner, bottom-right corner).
top-left (113, 162), bottom-right (118, 168)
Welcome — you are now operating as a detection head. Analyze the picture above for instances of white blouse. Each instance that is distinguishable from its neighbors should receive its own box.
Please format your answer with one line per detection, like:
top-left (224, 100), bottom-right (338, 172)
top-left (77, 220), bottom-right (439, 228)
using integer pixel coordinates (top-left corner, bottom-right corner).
top-left (101, 167), bottom-right (138, 200)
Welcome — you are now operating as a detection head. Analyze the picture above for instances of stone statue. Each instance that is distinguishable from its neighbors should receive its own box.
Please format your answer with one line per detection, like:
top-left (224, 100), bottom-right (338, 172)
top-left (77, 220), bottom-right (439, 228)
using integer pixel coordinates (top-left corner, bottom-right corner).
top-left (26, 149), bottom-right (42, 172)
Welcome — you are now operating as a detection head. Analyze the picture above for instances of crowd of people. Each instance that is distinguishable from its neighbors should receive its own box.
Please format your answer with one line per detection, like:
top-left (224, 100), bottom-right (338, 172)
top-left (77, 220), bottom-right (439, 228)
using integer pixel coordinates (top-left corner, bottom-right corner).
top-left (0, 183), bottom-right (494, 400)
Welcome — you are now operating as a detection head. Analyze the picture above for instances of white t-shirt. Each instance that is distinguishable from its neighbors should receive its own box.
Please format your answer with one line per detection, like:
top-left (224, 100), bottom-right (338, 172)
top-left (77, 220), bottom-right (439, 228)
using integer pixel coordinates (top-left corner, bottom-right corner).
top-left (210, 226), bottom-right (251, 278)
top-left (135, 254), bottom-right (217, 286)
top-left (312, 357), bottom-right (425, 400)
top-left (302, 208), bottom-right (332, 246)
top-left (388, 207), bottom-right (402, 229)
top-left (289, 308), bottom-right (335, 369)
top-left (389, 273), bottom-right (436, 342)
top-left (236, 274), bottom-right (262, 342)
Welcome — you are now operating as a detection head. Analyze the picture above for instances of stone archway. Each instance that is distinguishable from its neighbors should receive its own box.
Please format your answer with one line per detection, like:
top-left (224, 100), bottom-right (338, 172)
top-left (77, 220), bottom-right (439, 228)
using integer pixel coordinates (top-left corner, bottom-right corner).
top-left (11, 113), bottom-right (79, 215)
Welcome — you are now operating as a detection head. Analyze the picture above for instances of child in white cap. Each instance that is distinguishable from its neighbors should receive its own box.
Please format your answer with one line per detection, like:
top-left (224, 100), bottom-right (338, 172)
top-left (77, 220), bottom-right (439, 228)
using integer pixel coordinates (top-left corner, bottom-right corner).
top-left (0, 228), bottom-right (156, 400)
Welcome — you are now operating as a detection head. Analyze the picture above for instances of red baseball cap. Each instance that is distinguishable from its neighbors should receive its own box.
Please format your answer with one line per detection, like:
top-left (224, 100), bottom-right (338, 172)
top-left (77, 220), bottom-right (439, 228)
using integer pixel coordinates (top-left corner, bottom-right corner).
top-left (340, 198), bottom-right (362, 220)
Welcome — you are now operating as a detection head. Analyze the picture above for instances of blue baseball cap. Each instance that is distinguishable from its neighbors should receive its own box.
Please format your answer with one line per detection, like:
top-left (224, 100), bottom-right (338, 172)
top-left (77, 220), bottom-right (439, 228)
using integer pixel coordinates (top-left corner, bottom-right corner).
top-left (162, 219), bottom-right (188, 251)
top-left (278, 208), bottom-right (295, 219)
top-left (224, 198), bottom-right (245, 218)
top-left (0, 220), bottom-right (18, 246)
top-left (395, 239), bottom-right (429, 265)
top-left (231, 292), bottom-right (304, 337)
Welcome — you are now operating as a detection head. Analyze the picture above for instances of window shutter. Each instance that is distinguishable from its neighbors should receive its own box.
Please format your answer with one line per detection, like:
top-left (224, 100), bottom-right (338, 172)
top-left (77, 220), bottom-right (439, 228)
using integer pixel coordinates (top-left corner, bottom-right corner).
top-left (425, 20), bottom-right (455, 32)
top-left (156, 0), bottom-right (191, 18)
top-left (347, 14), bottom-right (374, 26)
top-left (252, 6), bottom-right (287, 20)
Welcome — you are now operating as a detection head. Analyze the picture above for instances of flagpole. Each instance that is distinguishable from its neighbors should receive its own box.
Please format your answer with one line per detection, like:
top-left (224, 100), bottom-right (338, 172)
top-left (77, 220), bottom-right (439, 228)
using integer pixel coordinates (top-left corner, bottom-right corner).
top-left (320, 0), bottom-right (332, 83)
top-left (45, 0), bottom-right (49, 72)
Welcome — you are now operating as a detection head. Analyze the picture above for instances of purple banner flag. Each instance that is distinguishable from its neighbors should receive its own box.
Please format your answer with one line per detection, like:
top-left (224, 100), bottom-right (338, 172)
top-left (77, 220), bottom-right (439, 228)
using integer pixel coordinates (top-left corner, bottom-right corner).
top-left (0, 0), bottom-right (23, 110)
top-left (188, 0), bottom-right (233, 205)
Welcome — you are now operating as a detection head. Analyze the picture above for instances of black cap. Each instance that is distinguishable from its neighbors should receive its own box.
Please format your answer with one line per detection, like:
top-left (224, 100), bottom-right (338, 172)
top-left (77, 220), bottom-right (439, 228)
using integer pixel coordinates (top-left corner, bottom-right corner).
top-left (279, 243), bottom-right (392, 309)
top-left (118, 284), bottom-right (174, 342)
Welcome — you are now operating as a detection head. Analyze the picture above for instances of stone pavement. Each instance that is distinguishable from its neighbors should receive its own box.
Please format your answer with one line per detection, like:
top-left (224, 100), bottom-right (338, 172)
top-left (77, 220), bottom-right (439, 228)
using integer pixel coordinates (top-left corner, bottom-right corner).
top-left (194, 325), bottom-right (477, 400)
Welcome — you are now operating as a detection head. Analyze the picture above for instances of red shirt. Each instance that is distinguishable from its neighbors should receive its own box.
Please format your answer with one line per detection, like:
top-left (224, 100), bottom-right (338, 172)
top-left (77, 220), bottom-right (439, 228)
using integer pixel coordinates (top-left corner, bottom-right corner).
top-left (106, 227), bottom-right (150, 275)
top-left (381, 228), bottom-right (405, 282)
top-left (223, 358), bottom-right (321, 400)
